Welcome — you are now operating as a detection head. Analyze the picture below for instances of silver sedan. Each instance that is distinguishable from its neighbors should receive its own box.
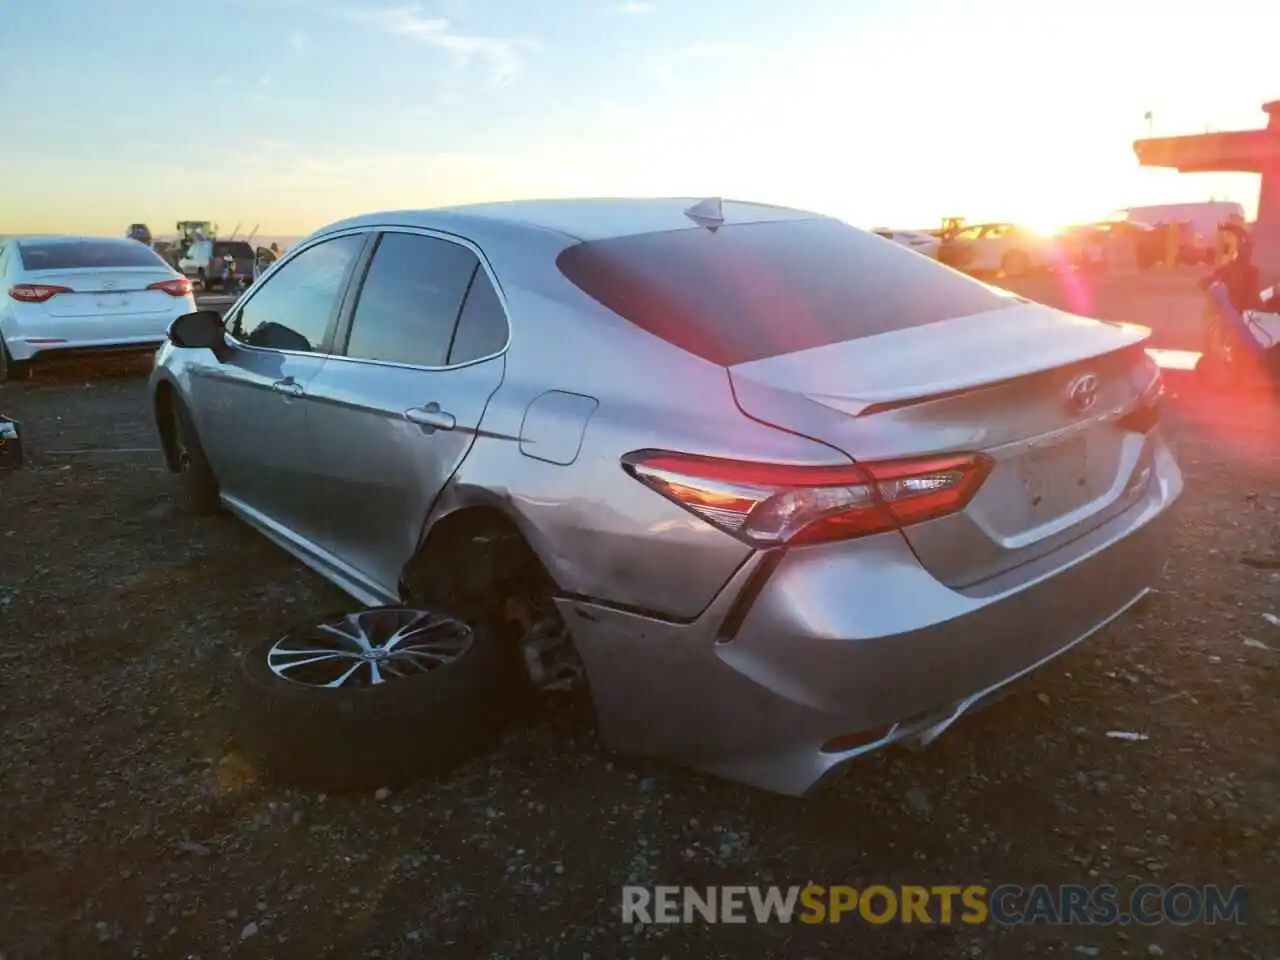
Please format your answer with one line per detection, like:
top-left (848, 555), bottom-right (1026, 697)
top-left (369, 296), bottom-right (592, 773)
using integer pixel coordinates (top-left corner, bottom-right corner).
top-left (150, 198), bottom-right (1182, 795)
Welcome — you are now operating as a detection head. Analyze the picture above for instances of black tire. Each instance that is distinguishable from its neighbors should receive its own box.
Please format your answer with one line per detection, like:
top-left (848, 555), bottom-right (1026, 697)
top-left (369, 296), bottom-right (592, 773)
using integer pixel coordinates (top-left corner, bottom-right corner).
top-left (196, 269), bottom-right (209, 293)
top-left (1002, 249), bottom-right (1031, 277)
top-left (0, 341), bottom-right (28, 384)
top-left (169, 397), bottom-right (220, 515)
top-left (1196, 316), bottom-right (1259, 391)
top-left (229, 606), bottom-right (522, 791)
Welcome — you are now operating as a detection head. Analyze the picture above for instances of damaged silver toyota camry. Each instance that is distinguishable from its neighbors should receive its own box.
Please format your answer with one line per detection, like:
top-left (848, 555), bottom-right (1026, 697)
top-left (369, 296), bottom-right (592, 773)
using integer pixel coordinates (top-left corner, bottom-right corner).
top-left (149, 198), bottom-right (1182, 796)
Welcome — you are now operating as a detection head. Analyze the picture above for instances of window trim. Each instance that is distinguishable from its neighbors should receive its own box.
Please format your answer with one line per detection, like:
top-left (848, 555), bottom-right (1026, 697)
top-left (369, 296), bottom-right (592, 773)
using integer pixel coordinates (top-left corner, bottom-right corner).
top-left (221, 228), bottom-right (376, 357)
top-left (327, 226), bottom-right (512, 373)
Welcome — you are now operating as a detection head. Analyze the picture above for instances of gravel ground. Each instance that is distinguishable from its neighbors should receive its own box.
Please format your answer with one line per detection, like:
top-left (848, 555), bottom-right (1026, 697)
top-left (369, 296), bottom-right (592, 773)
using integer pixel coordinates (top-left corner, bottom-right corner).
top-left (1, 360), bottom-right (1278, 959)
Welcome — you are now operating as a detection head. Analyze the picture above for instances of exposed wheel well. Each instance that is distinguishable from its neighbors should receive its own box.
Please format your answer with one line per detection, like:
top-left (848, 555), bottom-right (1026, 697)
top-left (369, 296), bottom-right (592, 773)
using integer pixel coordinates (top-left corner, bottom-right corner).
top-left (399, 506), bottom-right (559, 611)
top-left (400, 506), bottom-right (588, 696)
top-left (154, 381), bottom-right (179, 471)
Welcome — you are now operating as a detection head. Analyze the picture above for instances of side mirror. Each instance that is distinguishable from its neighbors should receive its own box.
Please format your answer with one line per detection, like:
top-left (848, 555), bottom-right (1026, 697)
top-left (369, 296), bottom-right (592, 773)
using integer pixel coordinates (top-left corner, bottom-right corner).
top-left (169, 309), bottom-right (226, 352)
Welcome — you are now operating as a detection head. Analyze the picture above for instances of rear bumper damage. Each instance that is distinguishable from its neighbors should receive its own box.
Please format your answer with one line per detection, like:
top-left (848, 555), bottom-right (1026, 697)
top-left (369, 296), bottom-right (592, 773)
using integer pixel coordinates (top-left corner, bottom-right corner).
top-left (558, 437), bottom-right (1182, 796)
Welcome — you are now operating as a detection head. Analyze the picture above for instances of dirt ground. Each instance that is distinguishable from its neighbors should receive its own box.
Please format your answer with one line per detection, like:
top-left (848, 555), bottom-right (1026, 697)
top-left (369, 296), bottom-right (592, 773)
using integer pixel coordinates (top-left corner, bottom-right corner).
top-left (1, 347), bottom-right (1278, 958)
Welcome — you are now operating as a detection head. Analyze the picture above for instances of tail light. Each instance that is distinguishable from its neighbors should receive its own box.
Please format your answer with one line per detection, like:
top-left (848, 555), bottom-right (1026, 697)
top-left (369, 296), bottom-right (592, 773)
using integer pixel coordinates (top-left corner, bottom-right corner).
top-left (1119, 353), bottom-right (1164, 433)
top-left (622, 450), bottom-right (992, 547)
top-left (9, 283), bottom-right (72, 303)
top-left (148, 277), bottom-right (193, 297)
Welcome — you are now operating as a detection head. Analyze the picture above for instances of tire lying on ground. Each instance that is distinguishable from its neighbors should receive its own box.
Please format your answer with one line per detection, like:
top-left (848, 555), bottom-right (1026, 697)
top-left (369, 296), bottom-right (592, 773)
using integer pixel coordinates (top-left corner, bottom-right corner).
top-left (230, 606), bottom-right (523, 791)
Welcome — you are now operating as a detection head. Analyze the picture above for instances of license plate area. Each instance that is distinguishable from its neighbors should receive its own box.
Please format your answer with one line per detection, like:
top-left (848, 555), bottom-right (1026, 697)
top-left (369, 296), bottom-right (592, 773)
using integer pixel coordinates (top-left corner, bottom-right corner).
top-left (1017, 434), bottom-right (1091, 521)
top-left (93, 293), bottom-right (130, 309)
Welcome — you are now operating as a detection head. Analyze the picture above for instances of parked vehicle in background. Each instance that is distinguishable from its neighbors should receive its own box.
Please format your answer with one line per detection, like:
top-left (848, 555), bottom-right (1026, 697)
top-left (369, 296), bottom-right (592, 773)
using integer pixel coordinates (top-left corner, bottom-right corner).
top-left (1, 235), bottom-right (195, 381)
top-left (153, 240), bottom-right (179, 268)
top-left (178, 239), bottom-right (257, 292)
top-left (151, 197), bottom-right (1181, 796)
top-left (937, 222), bottom-right (1064, 276)
top-left (871, 228), bottom-right (941, 259)
top-left (1061, 220), bottom-right (1162, 271)
top-left (255, 243), bottom-right (282, 275)
top-left (170, 220), bottom-right (216, 269)
top-left (126, 223), bottom-right (153, 246)
top-left (1114, 202), bottom-right (1247, 263)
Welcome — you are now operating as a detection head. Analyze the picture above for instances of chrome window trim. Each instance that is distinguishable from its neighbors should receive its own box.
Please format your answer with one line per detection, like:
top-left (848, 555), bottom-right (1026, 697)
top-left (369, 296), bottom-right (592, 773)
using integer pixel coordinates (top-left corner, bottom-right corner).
top-left (220, 227), bottom-right (375, 358)
top-left (322, 224), bottom-right (513, 373)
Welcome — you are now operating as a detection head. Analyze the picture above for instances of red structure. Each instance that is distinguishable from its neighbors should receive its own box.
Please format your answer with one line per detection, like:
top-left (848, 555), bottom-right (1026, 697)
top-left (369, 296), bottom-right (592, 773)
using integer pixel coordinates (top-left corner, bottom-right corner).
top-left (1134, 101), bottom-right (1280, 279)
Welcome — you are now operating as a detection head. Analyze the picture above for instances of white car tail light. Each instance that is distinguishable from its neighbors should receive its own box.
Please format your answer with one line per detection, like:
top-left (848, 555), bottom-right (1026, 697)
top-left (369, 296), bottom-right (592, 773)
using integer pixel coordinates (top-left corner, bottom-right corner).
top-left (148, 277), bottom-right (193, 297)
top-left (622, 450), bottom-right (993, 546)
top-left (9, 283), bottom-right (72, 303)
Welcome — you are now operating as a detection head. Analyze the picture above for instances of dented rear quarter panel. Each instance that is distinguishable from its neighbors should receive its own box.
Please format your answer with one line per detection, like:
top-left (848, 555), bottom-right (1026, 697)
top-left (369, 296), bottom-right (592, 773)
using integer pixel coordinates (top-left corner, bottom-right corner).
top-left (433, 244), bottom-right (853, 621)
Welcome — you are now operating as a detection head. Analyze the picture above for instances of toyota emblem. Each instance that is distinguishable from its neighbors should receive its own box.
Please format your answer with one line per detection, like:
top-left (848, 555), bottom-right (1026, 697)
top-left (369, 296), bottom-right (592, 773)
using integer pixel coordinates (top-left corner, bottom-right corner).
top-left (1066, 373), bottom-right (1099, 414)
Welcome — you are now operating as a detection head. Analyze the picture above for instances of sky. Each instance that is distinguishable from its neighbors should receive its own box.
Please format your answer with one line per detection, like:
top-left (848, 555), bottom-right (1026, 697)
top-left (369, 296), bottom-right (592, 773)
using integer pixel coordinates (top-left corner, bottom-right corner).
top-left (0, 0), bottom-right (1276, 237)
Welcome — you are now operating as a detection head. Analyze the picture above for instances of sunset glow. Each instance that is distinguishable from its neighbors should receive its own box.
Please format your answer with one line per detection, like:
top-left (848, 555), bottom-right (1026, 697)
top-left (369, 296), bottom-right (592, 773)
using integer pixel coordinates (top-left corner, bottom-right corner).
top-left (0, 0), bottom-right (1273, 236)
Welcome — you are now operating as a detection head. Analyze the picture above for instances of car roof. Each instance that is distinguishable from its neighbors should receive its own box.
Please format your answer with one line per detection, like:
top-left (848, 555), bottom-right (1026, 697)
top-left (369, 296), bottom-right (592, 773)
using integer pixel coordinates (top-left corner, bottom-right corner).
top-left (319, 197), bottom-right (829, 243)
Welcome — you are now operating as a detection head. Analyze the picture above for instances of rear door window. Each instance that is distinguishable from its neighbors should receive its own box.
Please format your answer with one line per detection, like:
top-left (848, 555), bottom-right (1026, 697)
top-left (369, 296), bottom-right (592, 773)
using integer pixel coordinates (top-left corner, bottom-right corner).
top-left (18, 240), bottom-right (166, 271)
top-left (227, 233), bottom-right (366, 352)
top-left (343, 232), bottom-right (479, 367)
top-left (448, 269), bottom-right (509, 364)
top-left (556, 217), bottom-right (1015, 366)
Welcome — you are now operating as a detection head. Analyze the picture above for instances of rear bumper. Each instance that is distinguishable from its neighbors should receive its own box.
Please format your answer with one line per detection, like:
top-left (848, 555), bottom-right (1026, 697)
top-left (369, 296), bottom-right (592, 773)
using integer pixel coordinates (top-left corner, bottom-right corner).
top-left (560, 436), bottom-right (1183, 796)
top-left (6, 334), bottom-right (167, 362)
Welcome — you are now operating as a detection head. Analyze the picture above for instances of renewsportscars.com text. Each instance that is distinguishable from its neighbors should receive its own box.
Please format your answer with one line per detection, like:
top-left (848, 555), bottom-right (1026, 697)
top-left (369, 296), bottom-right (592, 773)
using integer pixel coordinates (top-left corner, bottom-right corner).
top-left (621, 884), bottom-right (1248, 926)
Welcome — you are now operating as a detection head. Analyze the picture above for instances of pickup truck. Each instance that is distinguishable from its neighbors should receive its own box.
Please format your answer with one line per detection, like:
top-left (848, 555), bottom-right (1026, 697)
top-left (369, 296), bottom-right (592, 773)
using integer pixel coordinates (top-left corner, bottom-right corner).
top-left (177, 239), bottom-right (257, 292)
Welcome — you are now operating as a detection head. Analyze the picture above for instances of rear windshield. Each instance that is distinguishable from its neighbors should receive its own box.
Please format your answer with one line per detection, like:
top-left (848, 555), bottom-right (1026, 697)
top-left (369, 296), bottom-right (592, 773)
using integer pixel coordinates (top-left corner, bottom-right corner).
top-left (19, 240), bottom-right (164, 271)
top-left (557, 217), bottom-right (1016, 366)
top-left (214, 241), bottom-right (255, 258)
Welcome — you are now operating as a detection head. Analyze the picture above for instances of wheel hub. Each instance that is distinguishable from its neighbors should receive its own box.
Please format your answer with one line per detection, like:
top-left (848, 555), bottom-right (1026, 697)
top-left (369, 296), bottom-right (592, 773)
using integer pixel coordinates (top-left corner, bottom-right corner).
top-left (266, 608), bottom-right (473, 688)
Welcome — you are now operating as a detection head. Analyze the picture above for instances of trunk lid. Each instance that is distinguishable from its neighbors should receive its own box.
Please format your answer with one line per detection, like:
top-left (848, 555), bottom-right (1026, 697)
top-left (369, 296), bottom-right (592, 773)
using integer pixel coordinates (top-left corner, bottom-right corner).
top-left (729, 303), bottom-right (1158, 588)
top-left (29, 268), bottom-right (181, 318)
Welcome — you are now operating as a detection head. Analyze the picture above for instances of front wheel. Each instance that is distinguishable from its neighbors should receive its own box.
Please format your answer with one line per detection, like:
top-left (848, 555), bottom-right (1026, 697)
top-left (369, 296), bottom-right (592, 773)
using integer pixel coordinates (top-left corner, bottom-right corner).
top-left (1002, 249), bottom-right (1031, 277)
top-left (169, 397), bottom-right (220, 515)
top-left (0, 341), bottom-right (28, 384)
top-left (1197, 313), bottom-right (1253, 390)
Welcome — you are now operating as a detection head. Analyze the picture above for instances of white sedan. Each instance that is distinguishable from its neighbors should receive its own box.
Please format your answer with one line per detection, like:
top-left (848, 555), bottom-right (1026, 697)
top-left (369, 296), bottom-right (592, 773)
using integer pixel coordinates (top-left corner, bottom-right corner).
top-left (871, 228), bottom-right (941, 259)
top-left (937, 222), bottom-right (1066, 277)
top-left (0, 235), bottom-right (196, 381)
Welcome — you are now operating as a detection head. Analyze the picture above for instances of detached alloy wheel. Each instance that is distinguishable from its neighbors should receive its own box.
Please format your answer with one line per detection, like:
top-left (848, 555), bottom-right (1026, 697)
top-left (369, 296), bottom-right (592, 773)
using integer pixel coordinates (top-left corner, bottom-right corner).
top-left (230, 606), bottom-right (521, 791)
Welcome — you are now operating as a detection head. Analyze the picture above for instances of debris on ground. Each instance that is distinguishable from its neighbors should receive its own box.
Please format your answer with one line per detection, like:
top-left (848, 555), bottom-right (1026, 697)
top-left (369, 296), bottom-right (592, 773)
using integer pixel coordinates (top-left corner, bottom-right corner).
top-left (0, 373), bottom-right (1276, 958)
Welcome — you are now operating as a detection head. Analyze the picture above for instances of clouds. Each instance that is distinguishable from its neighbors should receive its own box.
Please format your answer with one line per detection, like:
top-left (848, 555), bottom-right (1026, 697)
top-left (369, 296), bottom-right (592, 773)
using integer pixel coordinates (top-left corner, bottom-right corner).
top-left (347, 5), bottom-right (534, 87)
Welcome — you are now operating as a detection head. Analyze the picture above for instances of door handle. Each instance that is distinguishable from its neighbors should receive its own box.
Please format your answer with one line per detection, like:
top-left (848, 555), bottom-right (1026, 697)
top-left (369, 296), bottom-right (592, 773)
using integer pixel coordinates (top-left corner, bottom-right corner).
top-left (405, 403), bottom-right (456, 432)
top-left (271, 377), bottom-right (304, 398)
